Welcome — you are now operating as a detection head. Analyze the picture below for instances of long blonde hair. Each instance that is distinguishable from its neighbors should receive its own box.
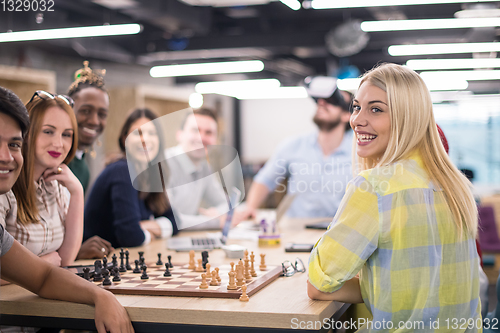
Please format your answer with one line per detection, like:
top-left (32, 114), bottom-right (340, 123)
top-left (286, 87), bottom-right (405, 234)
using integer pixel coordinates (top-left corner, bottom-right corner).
top-left (354, 63), bottom-right (477, 238)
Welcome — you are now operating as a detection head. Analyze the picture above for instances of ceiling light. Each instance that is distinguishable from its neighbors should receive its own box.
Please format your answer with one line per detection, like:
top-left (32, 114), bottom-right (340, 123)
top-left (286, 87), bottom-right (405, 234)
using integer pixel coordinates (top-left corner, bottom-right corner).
top-left (0, 24), bottom-right (141, 43)
top-left (150, 60), bottom-right (264, 77)
top-left (337, 78), bottom-right (361, 91)
top-left (189, 93), bottom-right (204, 108)
top-left (195, 79), bottom-right (280, 95)
top-left (308, 0), bottom-right (498, 10)
top-left (406, 58), bottom-right (500, 70)
top-left (361, 17), bottom-right (500, 32)
top-left (234, 87), bottom-right (308, 100)
top-left (280, 0), bottom-right (301, 10)
top-left (420, 70), bottom-right (500, 81)
top-left (336, 77), bottom-right (468, 91)
top-left (389, 42), bottom-right (500, 56)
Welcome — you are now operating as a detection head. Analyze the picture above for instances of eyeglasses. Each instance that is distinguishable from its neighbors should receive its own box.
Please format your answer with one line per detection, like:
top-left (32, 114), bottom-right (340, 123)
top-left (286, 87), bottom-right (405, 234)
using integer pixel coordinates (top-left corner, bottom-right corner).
top-left (28, 90), bottom-right (74, 108)
top-left (281, 258), bottom-right (306, 277)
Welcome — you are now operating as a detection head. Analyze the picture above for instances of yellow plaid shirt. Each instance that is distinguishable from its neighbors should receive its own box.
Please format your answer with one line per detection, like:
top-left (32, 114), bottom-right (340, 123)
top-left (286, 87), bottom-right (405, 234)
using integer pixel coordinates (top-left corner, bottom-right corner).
top-left (309, 153), bottom-right (481, 332)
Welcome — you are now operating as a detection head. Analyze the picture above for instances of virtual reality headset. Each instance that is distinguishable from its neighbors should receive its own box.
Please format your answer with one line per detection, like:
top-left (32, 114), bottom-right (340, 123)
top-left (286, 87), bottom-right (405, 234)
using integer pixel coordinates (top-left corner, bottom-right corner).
top-left (304, 76), bottom-right (350, 111)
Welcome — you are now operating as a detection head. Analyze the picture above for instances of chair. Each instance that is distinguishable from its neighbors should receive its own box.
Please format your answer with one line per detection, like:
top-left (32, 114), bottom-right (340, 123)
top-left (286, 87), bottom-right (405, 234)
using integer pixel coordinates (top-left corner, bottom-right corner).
top-left (478, 205), bottom-right (500, 253)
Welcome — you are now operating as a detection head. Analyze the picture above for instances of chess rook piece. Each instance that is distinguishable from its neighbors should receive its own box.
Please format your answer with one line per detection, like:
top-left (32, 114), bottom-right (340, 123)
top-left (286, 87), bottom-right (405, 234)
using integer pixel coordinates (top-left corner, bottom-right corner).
top-left (141, 265), bottom-right (149, 280)
top-left (102, 268), bottom-right (112, 286)
top-left (239, 284), bottom-right (249, 302)
top-left (156, 253), bottom-right (163, 266)
top-left (168, 255), bottom-right (173, 268)
top-left (250, 252), bottom-right (257, 277)
top-left (227, 271), bottom-right (238, 290)
top-left (113, 267), bottom-right (121, 282)
top-left (199, 273), bottom-right (209, 289)
top-left (210, 270), bottom-right (219, 286)
top-left (119, 249), bottom-right (126, 272)
top-left (133, 259), bottom-right (141, 273)
top-left (164, 263), bottom-right (172, 277)
top-left (125, 250), bottom-right (132, 270)
top-left (215, 267), bottom-right (221, 283)
top-left (259, 254), bottom-right (267, 271)
top-left (83, 267), bottom-right (90, 281)
top-left (236, 260), bottom-right (244, 287)
top-left (188, 250), bottom-right (196, 270)
top-left (195, 259), bottom-right (205, 272)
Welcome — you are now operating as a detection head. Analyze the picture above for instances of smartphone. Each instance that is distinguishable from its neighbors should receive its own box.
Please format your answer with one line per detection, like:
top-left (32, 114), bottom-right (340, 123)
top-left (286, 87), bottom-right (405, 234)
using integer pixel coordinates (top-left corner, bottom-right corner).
top-left (284, 243), bottom-right (314, 252)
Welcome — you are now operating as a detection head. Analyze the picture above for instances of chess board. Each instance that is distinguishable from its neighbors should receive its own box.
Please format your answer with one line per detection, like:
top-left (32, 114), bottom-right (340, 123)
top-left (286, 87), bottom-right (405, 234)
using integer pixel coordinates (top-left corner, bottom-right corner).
top-left (96, 263), bottom-right (282, 299)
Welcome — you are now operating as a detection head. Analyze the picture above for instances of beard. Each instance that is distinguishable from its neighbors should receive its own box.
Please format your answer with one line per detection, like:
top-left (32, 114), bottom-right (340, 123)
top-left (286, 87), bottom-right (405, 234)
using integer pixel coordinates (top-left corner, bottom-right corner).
top-left (313, 115), bottom-right (342, 132)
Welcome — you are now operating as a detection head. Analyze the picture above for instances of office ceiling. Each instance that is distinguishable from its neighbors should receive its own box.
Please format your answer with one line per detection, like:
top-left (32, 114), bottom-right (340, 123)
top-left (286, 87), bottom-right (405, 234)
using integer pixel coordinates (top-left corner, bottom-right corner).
top-left (1, 0), bottom-right (500, 93)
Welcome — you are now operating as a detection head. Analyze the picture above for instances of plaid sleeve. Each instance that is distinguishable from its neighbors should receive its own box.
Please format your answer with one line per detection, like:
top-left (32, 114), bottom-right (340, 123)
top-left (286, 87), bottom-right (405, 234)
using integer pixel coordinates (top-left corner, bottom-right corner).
top-left (308, 176), bottom-right (380, 293)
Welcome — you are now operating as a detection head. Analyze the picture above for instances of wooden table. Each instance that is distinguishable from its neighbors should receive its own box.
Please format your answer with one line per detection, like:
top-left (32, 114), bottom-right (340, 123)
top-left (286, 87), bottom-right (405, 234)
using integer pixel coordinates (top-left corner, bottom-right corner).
top-left (0, 217), bottom-right (349, 332)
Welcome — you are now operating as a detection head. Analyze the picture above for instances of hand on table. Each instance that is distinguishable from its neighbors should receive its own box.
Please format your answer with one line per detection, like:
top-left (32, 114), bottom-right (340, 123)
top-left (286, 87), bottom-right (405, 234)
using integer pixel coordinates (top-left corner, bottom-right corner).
top-left (232, 207), bottom-right (257, 227)
top-left (77, 236), bottom-right (114, 259)
top-left (94, 290), bottom-right (135, 333)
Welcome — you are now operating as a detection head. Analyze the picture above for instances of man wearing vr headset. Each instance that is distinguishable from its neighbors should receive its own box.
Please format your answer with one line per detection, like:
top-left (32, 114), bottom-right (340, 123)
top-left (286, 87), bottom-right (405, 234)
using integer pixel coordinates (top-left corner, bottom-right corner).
top-left (233, 76), bottom-right (353, 223)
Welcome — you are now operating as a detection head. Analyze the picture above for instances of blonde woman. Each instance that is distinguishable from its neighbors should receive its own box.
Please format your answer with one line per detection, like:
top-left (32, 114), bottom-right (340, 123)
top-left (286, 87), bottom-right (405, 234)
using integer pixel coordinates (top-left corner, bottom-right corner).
top-left (307, 64), bottom-right (481, 331)
top-left (0, 91), bottom-right (83, 267)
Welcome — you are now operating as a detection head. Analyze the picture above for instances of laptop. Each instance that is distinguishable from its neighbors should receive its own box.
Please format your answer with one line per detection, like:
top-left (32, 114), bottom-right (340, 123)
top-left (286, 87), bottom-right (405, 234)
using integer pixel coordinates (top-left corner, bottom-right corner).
top-left (167, 188), bottom-right (241, 252)
top-left (305, 220), bottom-right (332, 229)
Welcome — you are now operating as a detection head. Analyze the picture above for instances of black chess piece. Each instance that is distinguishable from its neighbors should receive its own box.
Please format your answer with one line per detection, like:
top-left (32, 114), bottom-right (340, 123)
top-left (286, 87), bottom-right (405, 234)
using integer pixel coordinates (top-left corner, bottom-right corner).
top-left (156, 253), bottom-right (163, 266)
top-left (125, 250), bottom-right (132, 270)
top-left (93, 260), bottom-right (103, 282)
top-left (163, 263), bottom-right (171, 277)
top-left (201, 251), bottom-right (209, 269)
top-left (168, 255), bottom-right (173, 268)
top-left (102, 268), bottom-right (112, 286)
top-left (119, 249), bottom-right (127, 272)
top-left (83, 267), bottom-right (90, 281)
top-left (112, 253), bottom-right (118, 269)
top-left (138, 251), bottom-right (144, 263)
top-left (141, 265), bottom-right (149, 280)
top-left (102, 256), bottom-right (108, 269)
top-left (113, 267), bottom-right (121, 282)
top-left (133, 259), bottom-right (141, 273)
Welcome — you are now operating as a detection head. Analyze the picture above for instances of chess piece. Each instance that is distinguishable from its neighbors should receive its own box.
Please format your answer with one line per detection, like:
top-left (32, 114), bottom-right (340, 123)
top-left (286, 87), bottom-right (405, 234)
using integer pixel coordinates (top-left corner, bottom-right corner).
top-left (125, 249), bottom-right (132, 270)
top-left (227, 271), bottom-right (238, 290)
top-left (133, 259), bottom-right (141, 273)
top-left (112, 253), bottom-right (118, 269)
top-left (201, 251), bottom-right (209, 269)
top-left (168, 255), bottom-right (173, 268)
top-left (113, 267), bottom-right (121, 282)
top-left (244, 249), bottom-right (249, 260)
top-left (119, 249), bottom-right (126, 272)
top-left (156, 253), bottom-right (163, 266)
top-left (141, 265), bottom-right (149, 280)
top-left (188, 250), bottom-right (196, 270)
top-left (205, 263), bottom-right (211, 278)
top-left (239, 284), bottom-right (249, 302)
top-left (230, 262), bottom-right (235, 272)
top-left (102, 268), bottom-right (112, 286)
top-left (236, 260), bottom-right (244, 287)
top-left (93, 260), bottom-right (103, 282)
top-left (259, 254), bottom-right (267, 271)
top-left (244, 258), bottom-right (252, 282)
top-left (83, 267), bottom-right (90, 281)
top-left (210, 270), bottom-right (219, 286)
top-left (164, 263), bottom-right (172, 277)
top-left (138, 251), bottom-right (145, 266)
top-left (199, 273), bottom-right (209, 289)
top-left (102, 256), bottom-right (108, 269)
top-left (215, 267), bottom-right (221, 283)
top-left (195, 259), bottom-right (204, 272)
top-left (250, 252), bottom-right (257, 277)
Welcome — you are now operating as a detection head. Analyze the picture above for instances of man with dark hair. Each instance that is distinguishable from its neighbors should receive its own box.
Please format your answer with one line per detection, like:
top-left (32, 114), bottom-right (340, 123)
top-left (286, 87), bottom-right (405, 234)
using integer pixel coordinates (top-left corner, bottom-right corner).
top-left (165, 108), bottom-right (227, 230)
top-left (233, 77), bottom-right (353, 223)
top-left (0, 86), bottom-right (134, 333)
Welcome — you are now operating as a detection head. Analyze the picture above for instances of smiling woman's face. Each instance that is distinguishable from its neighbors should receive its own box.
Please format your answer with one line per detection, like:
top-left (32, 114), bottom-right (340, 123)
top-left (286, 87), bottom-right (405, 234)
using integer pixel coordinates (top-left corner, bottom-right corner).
top-left (125, 117), bottom-right (160, 164)
top-left (350, 82), bottom-right (391, 161)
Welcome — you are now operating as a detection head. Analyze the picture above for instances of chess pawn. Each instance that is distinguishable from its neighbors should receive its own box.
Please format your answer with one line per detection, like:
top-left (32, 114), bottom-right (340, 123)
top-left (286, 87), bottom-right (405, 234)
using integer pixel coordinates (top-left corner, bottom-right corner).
top-left (168, 255), bottom-right (173, 268)
top-left (156, 253), bottom-right (163, 265)
top-left (250, 252), bottom-right (257, 277)
top-left (102, 268), bottom-right (112, 286)
top-left (141, 265), bottom-right (149, 280)
top-left (259, 254), bottom-right (267, 271)
top-left (164, 263), bottom-right (172, 277)
top-left (125, 249), bottom-right (132, 270)
top-left (113, 267), bottom-right (121, 282)
top-left (195, 259), bottom-right (204, 272)
top-left (188, 250), bottom-right (196, 270)
top-left (215, 267), bottom-right (221, 283)
top-left (133, 259), bottom-right (141, 273)
top-left (205, 263), bottom-right (211, 277)
top-left (210, 270), bottom-right (219, 286)
top-left (244, 258), bottom-right (252, 282)
top-left (199, 273), bottom-right (209, 289)
top-left (239, 284), bottom-right (249, 302)
top-left (227, 271), bottom-right (238, 290)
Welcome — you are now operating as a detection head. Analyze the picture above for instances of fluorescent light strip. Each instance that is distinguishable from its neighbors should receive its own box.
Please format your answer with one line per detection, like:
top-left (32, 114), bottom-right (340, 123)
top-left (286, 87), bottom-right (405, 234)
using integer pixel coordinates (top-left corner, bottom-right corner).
top-left (310, 0), bottom-right (498, 9)
top-left (389, 42), bottom-right (500, 56)
top-left (234, 87), bottom-right (308, 100)
top-left (407, 58), bottom-right (500, 70)
top-left (0, 24), bottom-right (141, 43)
top-left (280, 0), bottom-right (301, 10)
top-left (150, 60), bottom-right (264, 78)
top-left (195, 79), bottom-right (280, 94)
top-left (420, 70), bottom-right (500, 81)
top-left (337, 77), bottom-right (468, 91)
top-left (361, 17), bottom-right (500, 32)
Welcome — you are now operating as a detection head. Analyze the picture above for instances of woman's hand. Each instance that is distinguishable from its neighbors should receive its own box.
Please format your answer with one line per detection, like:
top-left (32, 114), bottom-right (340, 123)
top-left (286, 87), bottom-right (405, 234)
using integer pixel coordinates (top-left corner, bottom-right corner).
top-left (43, 164), bottom-right (83, 196)
top-left (77, 236), bottom-right (114, 260)
top-left (40, 251), bottom-right (62, 267)
top-left (93, 290), bottom-right (135, 333)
